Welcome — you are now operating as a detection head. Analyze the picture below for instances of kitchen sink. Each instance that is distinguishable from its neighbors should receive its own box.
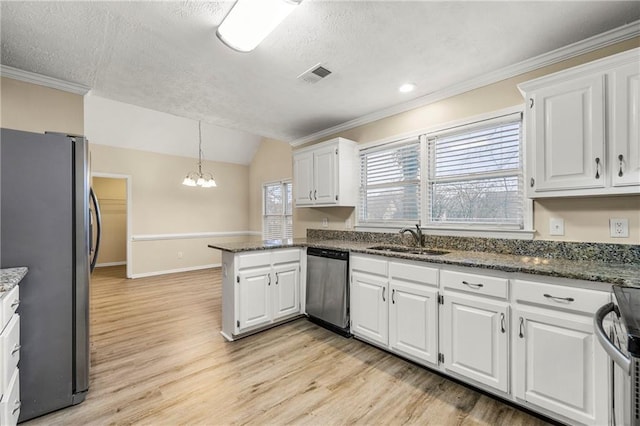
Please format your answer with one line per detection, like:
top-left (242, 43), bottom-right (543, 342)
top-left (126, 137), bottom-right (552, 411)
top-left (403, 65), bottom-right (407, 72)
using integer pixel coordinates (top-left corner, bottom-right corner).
top-left (367, 245), bottom-right (450, 256)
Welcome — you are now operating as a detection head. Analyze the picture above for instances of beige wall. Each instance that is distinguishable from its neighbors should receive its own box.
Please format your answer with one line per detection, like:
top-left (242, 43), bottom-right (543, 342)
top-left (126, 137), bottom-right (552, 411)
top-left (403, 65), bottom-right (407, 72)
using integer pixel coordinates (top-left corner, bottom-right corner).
top-left (248, 138), bottom-right (293, 234)
top-left (93, 177), bottom-right (127, 265)
top-left (289, 38), bottom-right (640, 244)
top-left (0, 76), bottom-right (83, 134)
top-left (90, 144), bottom-right (251, 276)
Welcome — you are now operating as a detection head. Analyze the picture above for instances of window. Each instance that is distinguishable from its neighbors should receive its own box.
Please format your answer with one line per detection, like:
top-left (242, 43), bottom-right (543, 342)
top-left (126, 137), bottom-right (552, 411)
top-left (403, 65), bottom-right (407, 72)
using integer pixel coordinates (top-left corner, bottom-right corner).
top-left (359, 138), bottom-right (421, 225)
top-left (263, 181), bottom-right (292, 240)
top-left (358, 112), bottom-right (525, 231)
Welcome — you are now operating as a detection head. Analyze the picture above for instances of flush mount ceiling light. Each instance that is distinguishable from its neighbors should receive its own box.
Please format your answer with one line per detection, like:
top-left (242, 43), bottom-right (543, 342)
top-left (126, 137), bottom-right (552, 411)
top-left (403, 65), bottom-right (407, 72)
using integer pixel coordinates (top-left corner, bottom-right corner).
top-left (216, 0), bottom-right (303, 52)
top-left (182, 121), bottom-right (217, 188)
top-left (399, 83), bottom-right (416, 93)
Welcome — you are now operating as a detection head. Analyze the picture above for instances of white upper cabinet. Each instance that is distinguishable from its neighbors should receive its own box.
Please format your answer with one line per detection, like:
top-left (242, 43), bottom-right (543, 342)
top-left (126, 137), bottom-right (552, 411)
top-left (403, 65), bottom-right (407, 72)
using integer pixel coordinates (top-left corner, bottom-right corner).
top-left (519, 48), bottom-right (640, 197)
top-left (611, 61), bottom-right (640, 187)
top-left (293, 137), bottom-right (358, 207)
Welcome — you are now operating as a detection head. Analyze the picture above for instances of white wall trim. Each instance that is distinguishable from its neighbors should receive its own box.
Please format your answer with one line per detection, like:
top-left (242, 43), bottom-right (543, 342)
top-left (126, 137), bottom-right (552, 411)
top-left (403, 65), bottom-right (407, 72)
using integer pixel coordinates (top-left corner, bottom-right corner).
top-left (131, 231), bottom-right (262, 242)
top-left (95, 261), bottom-right (127, 268)
top-left (130, 263), bottom-right (221, 279)
top-left (290, 21), bottom-right (640, 147)
top-left (1, 64), bottom-right (91, 95)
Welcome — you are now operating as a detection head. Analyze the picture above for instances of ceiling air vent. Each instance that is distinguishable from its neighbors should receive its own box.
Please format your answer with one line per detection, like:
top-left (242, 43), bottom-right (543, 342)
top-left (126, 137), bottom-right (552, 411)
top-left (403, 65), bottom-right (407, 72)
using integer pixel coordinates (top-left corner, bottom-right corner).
top-left (297, 63), bottom-right (332, 84)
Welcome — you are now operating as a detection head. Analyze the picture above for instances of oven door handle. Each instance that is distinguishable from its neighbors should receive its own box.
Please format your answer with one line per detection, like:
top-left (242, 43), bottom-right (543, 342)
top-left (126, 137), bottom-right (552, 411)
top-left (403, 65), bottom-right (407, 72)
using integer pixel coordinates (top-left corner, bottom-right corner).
top-left (594, 302), bottom-right (630, 374)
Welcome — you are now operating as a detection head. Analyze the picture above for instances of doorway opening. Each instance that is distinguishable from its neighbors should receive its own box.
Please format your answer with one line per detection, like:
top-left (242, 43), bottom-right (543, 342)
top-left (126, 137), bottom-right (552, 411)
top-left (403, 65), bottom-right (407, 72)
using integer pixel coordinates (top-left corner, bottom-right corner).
top-left (91, 173), bottom-right (132, 278)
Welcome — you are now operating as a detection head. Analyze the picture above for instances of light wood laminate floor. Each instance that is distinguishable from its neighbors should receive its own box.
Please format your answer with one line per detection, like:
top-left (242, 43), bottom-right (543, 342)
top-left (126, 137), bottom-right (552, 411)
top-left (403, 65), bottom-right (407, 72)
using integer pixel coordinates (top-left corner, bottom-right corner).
top-left (25, 266), bottom-right (550, 426)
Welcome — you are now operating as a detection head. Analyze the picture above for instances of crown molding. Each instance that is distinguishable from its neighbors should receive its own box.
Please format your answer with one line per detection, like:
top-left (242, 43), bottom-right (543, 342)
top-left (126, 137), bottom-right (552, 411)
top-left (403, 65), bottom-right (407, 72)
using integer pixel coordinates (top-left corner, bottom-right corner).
top-left (290, 20), bottom-right (640, 147)
top-left (0, 64), bottom-right (91, 95)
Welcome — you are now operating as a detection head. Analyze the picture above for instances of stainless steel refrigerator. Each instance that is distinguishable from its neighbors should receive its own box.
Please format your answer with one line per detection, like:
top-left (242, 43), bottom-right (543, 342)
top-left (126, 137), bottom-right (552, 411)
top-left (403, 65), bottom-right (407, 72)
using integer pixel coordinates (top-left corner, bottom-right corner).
top-left (1, 128), bottom-right (101, 421)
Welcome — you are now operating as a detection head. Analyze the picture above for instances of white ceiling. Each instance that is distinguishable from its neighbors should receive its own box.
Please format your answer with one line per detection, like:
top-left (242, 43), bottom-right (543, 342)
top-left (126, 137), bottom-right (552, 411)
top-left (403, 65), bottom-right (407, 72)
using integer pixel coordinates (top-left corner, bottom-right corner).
top-left (1, 1), bottom-right (639, 149)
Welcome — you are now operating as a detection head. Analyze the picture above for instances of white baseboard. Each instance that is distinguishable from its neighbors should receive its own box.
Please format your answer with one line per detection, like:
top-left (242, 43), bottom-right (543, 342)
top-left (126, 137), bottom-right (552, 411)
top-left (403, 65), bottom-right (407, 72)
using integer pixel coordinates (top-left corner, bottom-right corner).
top-left (130, 263), bottom-right (221, 279)
top-left (95, 261), bottom-right (127, 267)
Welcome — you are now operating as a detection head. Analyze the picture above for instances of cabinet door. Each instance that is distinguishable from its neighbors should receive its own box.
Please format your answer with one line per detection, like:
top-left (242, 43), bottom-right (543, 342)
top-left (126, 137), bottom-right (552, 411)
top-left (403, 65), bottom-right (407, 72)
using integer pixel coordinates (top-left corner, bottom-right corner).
top-left (611, 62), bottom-right (640, 188)
top-left (514, 307), bottom-right (607, 425)
top-left (313, 145), bottom-right (337, 204)
top-left (351, 272), bottom-right (388, 346)
top-left (389, 281), bottom-right (438, 366)
top-left (440, 292), bottom-right (509, 392)
top-left (237, 267), bottom-right (272, 332)
top-left (531, 74), bottom-right (605, 192)
top-left (272, 263), bottom-right (300, 320)
top-left (293, 151), bottom-right (314, 206)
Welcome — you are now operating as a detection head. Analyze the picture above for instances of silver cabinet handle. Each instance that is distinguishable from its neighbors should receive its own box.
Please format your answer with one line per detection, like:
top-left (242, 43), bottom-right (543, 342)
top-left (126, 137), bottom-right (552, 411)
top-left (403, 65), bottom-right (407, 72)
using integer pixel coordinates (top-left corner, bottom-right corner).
top-left (618, 154), bottom-right (624, 177)
top-left (11, 299), bottom-right (20, 309)
top-left (314, 190), bottom-right (317, 200)
top-left (530, 177), bottom-right (535, 188)
top-left (275, 272), bottom-right (279, 285)
top-left (462, 280), bottom-right (483, 289)
top-left (543, 293), bottom-right (574, 303)
top-left (519, 317), bottom-right (524, 338)
top-left (382, 287), bottom-right (386, 302)
top-left (391, 289), bottom-right (395, 304)
top-left (529, 98), bottom-right (534, 108)
top-left (309, 191), bottom-right (312, 200)
top-left (11, 344), bottom-right (20, 355)
top-left (500, 313), bottom-right (505, 334)
top-left (11, 401), bottom-right (20, 415)
top-left (268, 274), bottom-right (271, 286)
top-left (595, 157), bottom-right (601, 179)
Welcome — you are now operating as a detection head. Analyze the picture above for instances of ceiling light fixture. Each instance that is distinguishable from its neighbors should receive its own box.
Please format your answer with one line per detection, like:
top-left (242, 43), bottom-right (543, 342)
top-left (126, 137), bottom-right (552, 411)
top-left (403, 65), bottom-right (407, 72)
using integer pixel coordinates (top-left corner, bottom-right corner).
top-left (216, 0), bottom-right (303, 52)
top-left (182, 121), bottom-right (217, 188)
top-left (399, 83), bottom-right (416, 93)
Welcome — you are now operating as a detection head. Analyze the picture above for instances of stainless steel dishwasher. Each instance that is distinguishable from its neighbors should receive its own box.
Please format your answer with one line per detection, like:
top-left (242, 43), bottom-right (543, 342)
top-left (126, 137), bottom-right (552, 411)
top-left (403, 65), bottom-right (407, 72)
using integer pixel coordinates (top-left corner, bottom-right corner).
top-left (306, 247), bottom-right (350, 336)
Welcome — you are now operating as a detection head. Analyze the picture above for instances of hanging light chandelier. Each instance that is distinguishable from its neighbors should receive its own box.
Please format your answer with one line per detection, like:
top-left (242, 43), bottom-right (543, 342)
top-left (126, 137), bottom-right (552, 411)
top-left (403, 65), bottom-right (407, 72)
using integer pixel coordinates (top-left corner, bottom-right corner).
top-left (182, 121), bottom-right (217, 188)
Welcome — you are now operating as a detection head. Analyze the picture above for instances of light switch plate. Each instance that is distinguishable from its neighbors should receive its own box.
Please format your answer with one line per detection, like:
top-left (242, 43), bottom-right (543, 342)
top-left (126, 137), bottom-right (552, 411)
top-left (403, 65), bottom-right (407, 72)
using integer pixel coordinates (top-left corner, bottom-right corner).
top-left (549, 218), bottom-right (564, 236)
top-left (610, 218), bottom-right (629, 238)
top-left (322, 218), bottom-right (328, 228)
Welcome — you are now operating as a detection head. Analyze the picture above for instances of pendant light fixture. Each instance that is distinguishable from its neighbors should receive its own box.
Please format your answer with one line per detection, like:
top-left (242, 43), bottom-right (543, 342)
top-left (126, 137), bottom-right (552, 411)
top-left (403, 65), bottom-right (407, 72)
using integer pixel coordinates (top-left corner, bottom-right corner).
top-left (217, 0), bottom-right (303, 52)
top-left (182, 121), bottom-right (217, 188)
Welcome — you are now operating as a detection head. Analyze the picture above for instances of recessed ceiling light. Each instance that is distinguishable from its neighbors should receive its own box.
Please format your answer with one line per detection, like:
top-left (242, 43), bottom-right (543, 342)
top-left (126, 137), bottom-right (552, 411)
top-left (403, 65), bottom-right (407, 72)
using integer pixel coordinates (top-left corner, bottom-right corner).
top-left (398, 83), bottom-right (416, 93)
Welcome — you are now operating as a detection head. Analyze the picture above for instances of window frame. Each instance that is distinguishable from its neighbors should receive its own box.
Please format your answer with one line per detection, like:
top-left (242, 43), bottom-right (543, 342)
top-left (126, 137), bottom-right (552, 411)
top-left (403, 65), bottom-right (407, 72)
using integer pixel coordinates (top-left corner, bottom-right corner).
top-left (356, 106), bottom-right (533, 239)
top-left (262, 180), bottom-right (293, 241)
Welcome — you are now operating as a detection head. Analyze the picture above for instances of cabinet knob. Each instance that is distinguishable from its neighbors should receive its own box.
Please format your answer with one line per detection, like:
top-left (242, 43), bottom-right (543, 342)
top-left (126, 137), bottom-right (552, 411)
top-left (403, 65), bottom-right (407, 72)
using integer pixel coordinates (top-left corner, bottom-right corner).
top-left (618, 154), bottom-right (624, 177)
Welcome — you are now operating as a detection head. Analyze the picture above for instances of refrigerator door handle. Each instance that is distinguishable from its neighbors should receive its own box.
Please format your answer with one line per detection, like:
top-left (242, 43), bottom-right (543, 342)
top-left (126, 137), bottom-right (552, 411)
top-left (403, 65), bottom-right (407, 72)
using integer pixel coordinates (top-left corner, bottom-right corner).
top-left (89, 188), bottom-right (102, 273)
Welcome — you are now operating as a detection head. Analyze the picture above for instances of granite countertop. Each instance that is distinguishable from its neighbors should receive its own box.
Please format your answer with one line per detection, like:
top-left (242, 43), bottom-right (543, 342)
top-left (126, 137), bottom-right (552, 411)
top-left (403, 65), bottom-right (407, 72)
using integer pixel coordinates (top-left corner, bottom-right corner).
top-left (208, 239), bottom-right (640, 288)
top-left (0, 267), bottom-right (28, 293)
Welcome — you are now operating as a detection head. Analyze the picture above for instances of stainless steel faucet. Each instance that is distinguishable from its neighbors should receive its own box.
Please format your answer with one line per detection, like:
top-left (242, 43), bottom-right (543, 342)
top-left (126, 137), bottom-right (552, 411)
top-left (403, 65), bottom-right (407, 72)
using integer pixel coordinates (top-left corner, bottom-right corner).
top-left (400, 223), bottom-right (423, 247)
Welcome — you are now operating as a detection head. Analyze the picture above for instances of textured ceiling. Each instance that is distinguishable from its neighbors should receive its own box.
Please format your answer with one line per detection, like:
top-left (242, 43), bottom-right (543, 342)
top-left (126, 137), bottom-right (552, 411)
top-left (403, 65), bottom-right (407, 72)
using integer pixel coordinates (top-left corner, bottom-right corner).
top-left (1, 1), bottom-right (639, 148)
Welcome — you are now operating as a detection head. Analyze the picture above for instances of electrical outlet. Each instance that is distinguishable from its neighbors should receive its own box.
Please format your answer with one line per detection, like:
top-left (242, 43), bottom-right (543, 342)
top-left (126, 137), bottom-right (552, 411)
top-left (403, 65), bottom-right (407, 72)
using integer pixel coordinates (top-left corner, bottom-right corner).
top-left (177, 251), bottom-right (183, 259)
top-left (549, 218), bottom-right (564, 236)
top-left (610, 218), bottom-right (629, 238)
top-left (322, 218), bottom-right (328, 228)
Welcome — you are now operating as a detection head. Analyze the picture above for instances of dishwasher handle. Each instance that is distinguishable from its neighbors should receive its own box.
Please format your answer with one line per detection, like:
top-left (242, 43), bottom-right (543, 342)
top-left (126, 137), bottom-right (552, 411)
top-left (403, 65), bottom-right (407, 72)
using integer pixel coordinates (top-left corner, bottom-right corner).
top-left (594, 302), bottom-right (630, 374)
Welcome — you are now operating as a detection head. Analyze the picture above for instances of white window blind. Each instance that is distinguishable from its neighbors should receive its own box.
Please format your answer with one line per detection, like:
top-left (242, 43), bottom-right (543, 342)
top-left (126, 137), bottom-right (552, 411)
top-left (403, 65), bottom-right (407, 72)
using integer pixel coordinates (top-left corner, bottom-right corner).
top-left (263, 181), bottom-right (292, 240)
top-left (427, 118), bottom-right (523, 227)
top-left (359, 138), bottom-right (421, 224)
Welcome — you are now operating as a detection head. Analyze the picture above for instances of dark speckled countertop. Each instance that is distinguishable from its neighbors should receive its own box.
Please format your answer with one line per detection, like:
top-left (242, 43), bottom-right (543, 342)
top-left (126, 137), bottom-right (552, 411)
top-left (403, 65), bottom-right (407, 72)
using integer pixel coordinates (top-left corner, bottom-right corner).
top-left (208, 237), bottom-right (639, 288)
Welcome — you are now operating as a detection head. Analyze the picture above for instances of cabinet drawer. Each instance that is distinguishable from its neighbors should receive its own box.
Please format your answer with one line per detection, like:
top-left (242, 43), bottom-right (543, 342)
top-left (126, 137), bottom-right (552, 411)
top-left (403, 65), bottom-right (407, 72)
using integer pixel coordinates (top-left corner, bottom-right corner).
top-left (236, 252), bottom-right (272, 269)
top-left (0, 315), bottom-right (19, 397)
top-left (389, 261), bottom-right (438, 287)
top-left (441, 270), bottom-right (508, 299)
top-left (512, 279), bottom-right (609, 314)
top-left (272, 249), bottom-right (300, 265)
top-left (351, 255), bottom-right (387, 276)
top-left (0, 368), bottom-right (19, 426)
top-left (0, 287), bottom-right (19, 334)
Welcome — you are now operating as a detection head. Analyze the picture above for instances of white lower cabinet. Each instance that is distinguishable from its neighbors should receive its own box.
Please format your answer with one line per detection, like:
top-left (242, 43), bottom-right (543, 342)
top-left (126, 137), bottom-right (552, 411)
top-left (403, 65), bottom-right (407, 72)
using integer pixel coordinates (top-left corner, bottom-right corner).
top-left (439, 268), bottom-right (510, 393)
top-left (221, 249), bottom-right (302, 340)
top-left (351, 271), bottom-right (388, 346)
top-left (350, 255), bottom-right (439, 367)
top-left (0, 284), bottom-right (20, 426)
top-left (512, 279), bottom-right (609, 425)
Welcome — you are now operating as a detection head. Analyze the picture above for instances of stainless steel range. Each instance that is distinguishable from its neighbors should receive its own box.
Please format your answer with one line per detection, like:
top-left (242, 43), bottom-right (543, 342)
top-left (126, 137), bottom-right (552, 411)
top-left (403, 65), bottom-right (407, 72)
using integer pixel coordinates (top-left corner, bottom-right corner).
top-left (595, 286), bottom-right (640, 426)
